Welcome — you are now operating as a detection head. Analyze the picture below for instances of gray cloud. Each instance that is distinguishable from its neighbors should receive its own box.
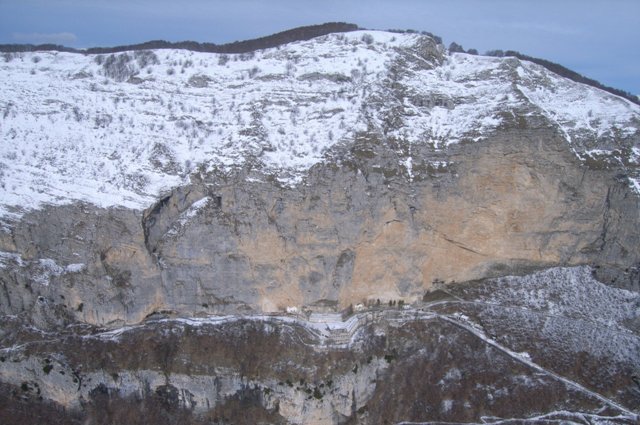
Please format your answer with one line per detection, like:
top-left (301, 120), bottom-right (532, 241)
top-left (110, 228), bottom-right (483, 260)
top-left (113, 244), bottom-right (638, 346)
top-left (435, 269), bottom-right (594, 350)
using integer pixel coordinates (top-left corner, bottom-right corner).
top-left (12, 31), bottom-right (77, 44)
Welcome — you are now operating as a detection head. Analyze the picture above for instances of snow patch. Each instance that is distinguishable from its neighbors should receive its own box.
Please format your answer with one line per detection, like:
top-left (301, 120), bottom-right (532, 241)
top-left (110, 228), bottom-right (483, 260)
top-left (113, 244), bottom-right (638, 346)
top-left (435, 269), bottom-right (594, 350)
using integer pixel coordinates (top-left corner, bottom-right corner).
top-left (516, 60), bottom-right (639, 147)
top-left (165, 197), bottom-right (210, 237)
top-left (630, 177), bottom-right (640, 195)
top-left (33, 258), bottom-right (64, 286)
top-left (0, 251), bottom-right (24, 268)
top-left (65, 263), bottom-right (86, 273)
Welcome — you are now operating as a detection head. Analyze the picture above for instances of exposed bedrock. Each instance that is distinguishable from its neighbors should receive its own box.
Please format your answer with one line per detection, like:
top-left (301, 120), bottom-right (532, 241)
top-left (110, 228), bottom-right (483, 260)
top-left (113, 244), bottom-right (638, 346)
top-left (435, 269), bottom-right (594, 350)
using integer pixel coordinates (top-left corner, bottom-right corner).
top-left (0, 125), bottom-right (638, 328)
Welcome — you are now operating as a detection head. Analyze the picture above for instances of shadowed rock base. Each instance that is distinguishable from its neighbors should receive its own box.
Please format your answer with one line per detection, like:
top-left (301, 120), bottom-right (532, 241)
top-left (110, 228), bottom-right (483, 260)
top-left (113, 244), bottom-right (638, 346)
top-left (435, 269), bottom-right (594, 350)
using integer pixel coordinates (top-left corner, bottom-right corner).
top-left (1, 268), bottom-right (638, 424)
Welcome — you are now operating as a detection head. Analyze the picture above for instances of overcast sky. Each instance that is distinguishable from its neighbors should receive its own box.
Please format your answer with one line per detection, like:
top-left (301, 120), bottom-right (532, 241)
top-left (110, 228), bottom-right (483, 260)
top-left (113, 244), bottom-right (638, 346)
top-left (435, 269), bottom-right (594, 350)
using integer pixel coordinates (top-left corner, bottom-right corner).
top-left (1, 0), bottom-right (639, 94)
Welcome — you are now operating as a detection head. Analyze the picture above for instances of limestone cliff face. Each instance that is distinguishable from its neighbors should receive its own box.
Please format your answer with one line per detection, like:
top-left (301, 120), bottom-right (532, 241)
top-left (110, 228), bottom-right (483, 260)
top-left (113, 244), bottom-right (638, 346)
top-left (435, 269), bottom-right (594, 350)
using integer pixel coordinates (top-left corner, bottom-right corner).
top-left (1, 122), bottom-right (637, 328)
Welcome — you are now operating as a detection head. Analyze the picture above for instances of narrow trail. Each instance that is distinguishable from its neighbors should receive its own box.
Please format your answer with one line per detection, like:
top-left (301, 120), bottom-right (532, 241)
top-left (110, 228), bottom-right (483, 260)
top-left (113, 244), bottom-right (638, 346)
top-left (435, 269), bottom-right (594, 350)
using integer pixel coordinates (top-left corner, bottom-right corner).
top-left (436, 313), bottom-right (638, 418)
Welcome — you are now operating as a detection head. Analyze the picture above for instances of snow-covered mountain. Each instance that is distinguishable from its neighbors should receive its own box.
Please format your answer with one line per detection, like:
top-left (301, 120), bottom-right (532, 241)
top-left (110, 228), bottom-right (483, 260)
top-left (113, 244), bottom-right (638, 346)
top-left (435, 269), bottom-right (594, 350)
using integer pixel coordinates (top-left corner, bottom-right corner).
top-left (1, 28), bottom-right (639, 424)
top-left (1, 30), bottom-right (638, 223)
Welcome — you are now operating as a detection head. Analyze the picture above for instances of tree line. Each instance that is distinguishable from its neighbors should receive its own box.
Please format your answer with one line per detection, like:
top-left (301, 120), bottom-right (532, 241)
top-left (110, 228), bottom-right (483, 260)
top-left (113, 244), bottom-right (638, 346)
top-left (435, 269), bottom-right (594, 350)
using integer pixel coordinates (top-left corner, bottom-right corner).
top-left (0, 22), bottom-right (359, 55)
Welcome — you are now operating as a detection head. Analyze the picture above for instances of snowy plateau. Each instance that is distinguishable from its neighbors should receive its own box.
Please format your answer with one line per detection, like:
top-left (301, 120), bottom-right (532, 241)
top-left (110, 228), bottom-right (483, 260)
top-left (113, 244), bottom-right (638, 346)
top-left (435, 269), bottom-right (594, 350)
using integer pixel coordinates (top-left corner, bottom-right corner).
top-left (0, 28), bottom-right (640, 425)
top-left (0, 30), bottom-right (639, 221)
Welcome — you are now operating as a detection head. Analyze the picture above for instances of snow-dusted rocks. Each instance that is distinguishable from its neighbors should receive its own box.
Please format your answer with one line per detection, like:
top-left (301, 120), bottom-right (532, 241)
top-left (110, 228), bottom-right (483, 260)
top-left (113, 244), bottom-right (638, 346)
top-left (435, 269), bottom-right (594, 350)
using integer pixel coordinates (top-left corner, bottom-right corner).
top-left (0, 31), bottom-right (428, 220)
top-left (1, 30), bottom-right (638, 223)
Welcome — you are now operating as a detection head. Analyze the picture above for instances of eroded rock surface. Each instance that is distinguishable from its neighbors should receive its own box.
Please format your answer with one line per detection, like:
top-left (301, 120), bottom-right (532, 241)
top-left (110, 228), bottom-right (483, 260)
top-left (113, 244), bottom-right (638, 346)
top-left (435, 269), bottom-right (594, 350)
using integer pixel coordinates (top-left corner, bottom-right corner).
top-left (1, 125), bottom-right (638, 328)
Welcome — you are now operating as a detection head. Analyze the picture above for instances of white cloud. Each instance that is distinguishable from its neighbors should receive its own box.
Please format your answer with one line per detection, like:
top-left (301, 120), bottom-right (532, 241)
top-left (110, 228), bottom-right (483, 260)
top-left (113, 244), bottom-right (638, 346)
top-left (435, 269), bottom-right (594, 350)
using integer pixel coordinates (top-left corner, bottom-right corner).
top-left (12, 32), bottom-right (77, 45)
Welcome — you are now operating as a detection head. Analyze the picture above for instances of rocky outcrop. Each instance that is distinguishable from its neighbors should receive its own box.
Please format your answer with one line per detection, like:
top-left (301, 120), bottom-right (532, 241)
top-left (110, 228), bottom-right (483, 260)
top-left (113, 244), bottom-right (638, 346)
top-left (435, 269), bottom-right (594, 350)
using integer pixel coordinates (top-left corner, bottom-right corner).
top-left (1, 120), bottom-right (637, 328)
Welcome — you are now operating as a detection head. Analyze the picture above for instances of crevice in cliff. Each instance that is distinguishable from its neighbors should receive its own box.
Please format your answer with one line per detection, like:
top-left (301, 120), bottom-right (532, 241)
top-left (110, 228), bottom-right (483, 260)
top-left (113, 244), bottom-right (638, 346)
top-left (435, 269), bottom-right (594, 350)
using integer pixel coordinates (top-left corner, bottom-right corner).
top-left (142, 194), bottom-right (171, 260)
top-left (440, 233), bottom-right (487, 257)
top-left (599, 186), bottom-right (612, 253)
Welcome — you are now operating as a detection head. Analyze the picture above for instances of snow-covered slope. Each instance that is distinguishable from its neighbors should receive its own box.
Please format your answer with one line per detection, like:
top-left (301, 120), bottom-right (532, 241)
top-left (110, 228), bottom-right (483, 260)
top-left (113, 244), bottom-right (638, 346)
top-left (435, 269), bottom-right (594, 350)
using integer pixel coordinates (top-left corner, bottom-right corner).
top-left (1, 30), bottom-right (639, 222)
